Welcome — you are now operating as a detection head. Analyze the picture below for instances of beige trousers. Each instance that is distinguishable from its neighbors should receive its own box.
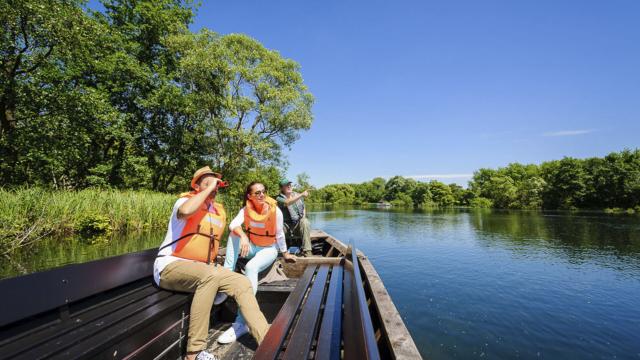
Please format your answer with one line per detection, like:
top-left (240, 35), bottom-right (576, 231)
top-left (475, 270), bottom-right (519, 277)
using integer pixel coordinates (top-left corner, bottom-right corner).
top-left (159, 260), bottom-right (269, 352)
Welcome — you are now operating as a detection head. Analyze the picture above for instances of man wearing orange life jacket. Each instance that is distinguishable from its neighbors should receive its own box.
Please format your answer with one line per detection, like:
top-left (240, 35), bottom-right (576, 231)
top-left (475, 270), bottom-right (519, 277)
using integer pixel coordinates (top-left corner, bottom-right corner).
top-left (216, 181), bottom-right (296, 344)
top-left (153, 167), bottom-right (269, 360)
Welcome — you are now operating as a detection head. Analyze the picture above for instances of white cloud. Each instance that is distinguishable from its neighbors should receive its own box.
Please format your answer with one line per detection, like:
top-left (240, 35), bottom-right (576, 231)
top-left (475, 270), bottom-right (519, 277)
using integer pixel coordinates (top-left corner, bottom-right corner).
top-left (542, 129), bottom-right (596, 137)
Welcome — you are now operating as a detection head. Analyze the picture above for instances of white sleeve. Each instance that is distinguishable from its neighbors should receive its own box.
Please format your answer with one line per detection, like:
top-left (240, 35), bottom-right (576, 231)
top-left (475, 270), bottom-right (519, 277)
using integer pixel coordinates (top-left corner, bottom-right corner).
top-left (275, 207), bottom-right (287, 252)
top-left (229, 208), bottom-right (245, 231)
top-left (172, 198), bottom-right (189, 217)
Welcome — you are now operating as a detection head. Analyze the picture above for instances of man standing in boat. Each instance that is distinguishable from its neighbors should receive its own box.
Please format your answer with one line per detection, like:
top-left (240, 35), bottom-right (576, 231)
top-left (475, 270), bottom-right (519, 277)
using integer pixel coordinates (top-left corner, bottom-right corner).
top-left (275, 179), bottom-right (313, 257)
top-left (154, 166), bottom-right (269, 360)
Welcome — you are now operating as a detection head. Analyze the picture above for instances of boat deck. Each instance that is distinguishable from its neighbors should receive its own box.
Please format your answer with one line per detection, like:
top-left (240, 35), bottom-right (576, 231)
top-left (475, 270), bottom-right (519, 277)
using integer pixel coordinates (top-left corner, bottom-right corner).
top-left (207, 322), bottom-right (258, 359)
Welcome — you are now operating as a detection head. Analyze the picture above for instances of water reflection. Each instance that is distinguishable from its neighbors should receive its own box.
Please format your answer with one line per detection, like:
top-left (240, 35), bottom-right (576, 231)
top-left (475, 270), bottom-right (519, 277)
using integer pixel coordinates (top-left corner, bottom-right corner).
top-left (0, 230), bottom-right (164, 279)
top-left (469, 210), bottom-right (640, 273)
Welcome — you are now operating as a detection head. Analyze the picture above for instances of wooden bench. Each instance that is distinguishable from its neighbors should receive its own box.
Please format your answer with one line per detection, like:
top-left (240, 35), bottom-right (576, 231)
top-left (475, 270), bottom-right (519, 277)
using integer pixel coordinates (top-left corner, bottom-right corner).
top-left (0, 249), bottom-right (191, 360)
top-left (255, 244), bottom-right (381, 360)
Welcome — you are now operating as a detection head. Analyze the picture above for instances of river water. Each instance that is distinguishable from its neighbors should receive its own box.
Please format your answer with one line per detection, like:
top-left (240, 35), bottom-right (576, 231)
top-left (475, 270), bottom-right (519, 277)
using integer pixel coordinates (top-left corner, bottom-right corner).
top-left (2, 208), bottom-right (639, 359)
top-left (307, 208), bottom-right (640, 359)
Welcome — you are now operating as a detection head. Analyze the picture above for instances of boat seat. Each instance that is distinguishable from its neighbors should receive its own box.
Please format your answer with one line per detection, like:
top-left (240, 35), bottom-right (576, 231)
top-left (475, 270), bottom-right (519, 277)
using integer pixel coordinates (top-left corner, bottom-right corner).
top-left (254, 244), bottom-right (381, 360)
top-left (0, 250), bottom-right (191, 360)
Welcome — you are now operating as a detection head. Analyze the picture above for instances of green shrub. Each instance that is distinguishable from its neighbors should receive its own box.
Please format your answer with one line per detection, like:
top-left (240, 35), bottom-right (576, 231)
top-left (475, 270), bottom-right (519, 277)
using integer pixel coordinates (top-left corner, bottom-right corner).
top-left (470, 197), bottom-right (494, 209)
top-left (75, 214), bottom-right (112, 239)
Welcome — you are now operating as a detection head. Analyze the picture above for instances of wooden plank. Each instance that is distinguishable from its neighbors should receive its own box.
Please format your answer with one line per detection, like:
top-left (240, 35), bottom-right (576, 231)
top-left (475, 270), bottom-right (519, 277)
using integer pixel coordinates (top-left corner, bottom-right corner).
top-left (0, 282), bottom-right (160, 358)
top-left (343, 245), bottom-right (380, 360)
top-left (315, 265), bottom-right (343, 360)
top-left (47, 294), bottom-right (188, 360)
top-left (359, 257), bottom-right (422, 360)
top-left (119, 317), bottom-right (184, 359)
top-left (325, 236), bottom-right (366, 258)
top-left (0, 249), bottom-right (157, 328)
top-left (257, 279), bottom-right (298, 293)
top-left (254, 265), bottom-right (317, 360)
top-left (310, 229), bottom-right (330, 239)
top-left (280, 257), bottom-right (341, 278)
top-left (325, 245), bottom-right (337, 257)
top-left (282, 265), bottom-right (330, 360)
top-left (118, 315), bottom-right (185, 359)
top-left (324, 236), bottom-right (347, 255)
top-left (15, 291), bottom-right (176, 359)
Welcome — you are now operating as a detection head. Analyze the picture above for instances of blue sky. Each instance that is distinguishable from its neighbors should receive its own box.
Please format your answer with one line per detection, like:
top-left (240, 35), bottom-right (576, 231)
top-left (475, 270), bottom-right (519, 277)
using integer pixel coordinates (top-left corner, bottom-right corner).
top-left (113, 1), bottom-right (640, 187)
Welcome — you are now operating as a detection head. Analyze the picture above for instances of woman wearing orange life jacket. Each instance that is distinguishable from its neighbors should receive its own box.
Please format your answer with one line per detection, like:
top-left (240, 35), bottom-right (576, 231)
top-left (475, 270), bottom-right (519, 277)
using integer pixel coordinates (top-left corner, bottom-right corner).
top-left (153, 167), bottom-right (270, 360)
top-left (217, 181), bottom-right (297, 345)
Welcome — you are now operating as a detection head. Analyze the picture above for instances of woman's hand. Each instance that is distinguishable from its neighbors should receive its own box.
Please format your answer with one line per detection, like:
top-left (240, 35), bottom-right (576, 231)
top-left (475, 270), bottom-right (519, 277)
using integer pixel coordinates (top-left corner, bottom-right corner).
top-left (282, 252), bottom-right (297, 263)
top-left (240, 235), bottom-right (250, 258)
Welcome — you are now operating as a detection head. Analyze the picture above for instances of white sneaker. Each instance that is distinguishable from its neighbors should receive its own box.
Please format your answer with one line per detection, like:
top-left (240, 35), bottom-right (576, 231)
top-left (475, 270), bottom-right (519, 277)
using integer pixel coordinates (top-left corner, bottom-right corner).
top-left (195, 351), bottom-right (217, 360)
top-left (217, 322), bottom-right (248, 344)
top-left (213, 292), bottom-right (228, 306)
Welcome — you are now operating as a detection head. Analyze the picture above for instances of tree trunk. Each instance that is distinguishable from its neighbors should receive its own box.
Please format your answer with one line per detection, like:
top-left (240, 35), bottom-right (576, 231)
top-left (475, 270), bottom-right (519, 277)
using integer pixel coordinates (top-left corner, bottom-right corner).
top-left (0, 86), bottom-right (17, 136)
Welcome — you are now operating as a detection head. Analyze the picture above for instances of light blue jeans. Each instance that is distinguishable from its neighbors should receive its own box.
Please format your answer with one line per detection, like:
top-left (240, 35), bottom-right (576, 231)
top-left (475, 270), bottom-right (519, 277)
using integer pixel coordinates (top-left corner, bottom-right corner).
top-left (224, 235), bottom-right (278, 325)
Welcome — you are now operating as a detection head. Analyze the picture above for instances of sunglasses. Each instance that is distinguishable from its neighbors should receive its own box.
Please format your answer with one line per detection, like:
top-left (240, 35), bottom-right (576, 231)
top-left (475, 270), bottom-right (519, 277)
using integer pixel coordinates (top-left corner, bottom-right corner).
top-left (252, 189), bottom-right (267, 196)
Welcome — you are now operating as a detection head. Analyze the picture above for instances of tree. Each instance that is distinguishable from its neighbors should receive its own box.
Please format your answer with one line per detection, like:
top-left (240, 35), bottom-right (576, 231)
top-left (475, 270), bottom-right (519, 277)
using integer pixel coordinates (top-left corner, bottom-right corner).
top-left (602, 149), bottom-right (640, 208)
top-left (296, 172), bottom-right (312, 191)
top-left (412, 182), bottom-right (433, 207)
top-left (1, 0), bottom-right (86, 135)
top-left (161, 31), bottom-right (314, 189)
top-left (353, 177), bottom-right (385, 204)
top-left (541, 158), bottom-right (587, 209)
top-left (448, 183), bottom-right (465, 206)
top-left (0, 0), bottom-right (123, 187)
top-left (384, 176), bottom-right (417, 206)
top-left (0, 1), bottom-right (315, 192)
top-left (322, 184), bottom-right (355, 204)
top-left (429, 181), bottom-right (455, 206)
top-left (96, 0), bottom-right (197, 190)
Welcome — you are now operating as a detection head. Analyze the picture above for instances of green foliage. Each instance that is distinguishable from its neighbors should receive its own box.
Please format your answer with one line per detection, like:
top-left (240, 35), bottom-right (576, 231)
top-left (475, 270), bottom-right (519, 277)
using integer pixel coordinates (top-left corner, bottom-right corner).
top-left (384, 176), bottom-right (417, 205)
top-left (469, 197), bottom-right (494, 208)
top-left (308, 149), bottom-right (640, 211)
top-left (390, 193), bottom-right (414, 208)
top-left (307, 176), bottom-right (464, 208)
top-left (322, 184), bottom-right (357, 205)
top-left (0, 188), bottom-right (176, 253)
top-left (218, 165), bottom-right (284, 217)
top-left (155, 31), bottom-right (313, 189)
top-left (540, 158), bottom-right (586, 209)
top-left (1, 0), bottom-right (313, 192)
top-left (428, 181), bottom-right (455, 207)
top-left (296, 172), bottom-right (312, 191)
top-left (467, 149), bottom-right (640, 210)
top-left (75, 214), bottom-right (113, 243)
top-left (412, 182), bottom-right (433, 208)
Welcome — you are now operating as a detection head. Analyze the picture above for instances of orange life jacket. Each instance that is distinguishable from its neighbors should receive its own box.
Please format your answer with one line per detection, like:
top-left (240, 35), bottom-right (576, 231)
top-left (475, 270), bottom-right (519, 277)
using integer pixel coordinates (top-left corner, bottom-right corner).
top-left (244, 196), bottom-right (277, 246)
top-left (166, 193), bottom-right (226, 264)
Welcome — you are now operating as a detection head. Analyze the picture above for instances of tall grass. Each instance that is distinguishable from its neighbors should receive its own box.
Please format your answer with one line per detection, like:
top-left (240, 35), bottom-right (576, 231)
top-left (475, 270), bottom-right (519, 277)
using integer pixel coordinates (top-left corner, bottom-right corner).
top-left (0, 188), bottom-right (177, 253)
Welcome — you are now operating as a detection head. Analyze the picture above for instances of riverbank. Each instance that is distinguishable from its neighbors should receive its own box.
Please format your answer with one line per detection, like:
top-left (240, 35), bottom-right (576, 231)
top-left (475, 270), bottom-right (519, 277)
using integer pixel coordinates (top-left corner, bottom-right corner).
top-left (0, 188), bottom-right (177, 253)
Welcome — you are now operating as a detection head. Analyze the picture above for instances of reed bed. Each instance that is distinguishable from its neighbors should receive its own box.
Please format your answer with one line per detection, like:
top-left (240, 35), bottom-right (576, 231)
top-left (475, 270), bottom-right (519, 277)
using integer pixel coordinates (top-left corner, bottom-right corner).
top-left (0, 188), bottom-right (177, 253)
